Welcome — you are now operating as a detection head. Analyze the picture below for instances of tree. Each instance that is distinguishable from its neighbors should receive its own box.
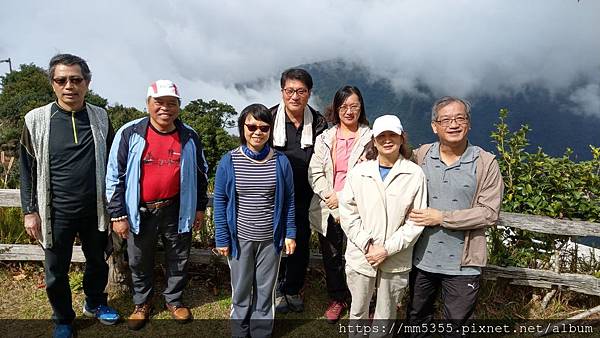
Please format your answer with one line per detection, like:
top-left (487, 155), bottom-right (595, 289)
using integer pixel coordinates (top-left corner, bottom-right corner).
top-left (107, 104), bottom-right (146, 131)
top-left (0, 64), bottom-right (109, 154)
top-left (180, 99), bottom-right (239, 178)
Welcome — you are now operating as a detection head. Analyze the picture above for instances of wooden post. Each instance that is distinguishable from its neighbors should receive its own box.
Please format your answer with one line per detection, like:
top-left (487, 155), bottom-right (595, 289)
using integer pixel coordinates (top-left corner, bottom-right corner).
top-left (107, 232), bottom-right (130, 295)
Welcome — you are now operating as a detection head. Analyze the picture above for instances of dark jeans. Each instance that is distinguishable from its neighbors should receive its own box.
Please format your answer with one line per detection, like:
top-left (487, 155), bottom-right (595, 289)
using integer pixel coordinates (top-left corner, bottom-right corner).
top-left (278, 206), bottom-right (310, 295)
top-left (127, 201), bottom-right (192, 306)
top-left (406, 267), bottom-right (481, 337)
top-left (44, 212), bottom-right (109, 325)
top-left (318, 216), bottom-right (349, 302)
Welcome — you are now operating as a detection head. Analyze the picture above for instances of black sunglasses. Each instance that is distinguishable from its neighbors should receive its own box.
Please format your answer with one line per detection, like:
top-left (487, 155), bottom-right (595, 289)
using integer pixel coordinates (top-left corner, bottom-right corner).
top-left (52, 77), bottom-right (85, 86)
top-left (245, 124), bottom-right (270, 133)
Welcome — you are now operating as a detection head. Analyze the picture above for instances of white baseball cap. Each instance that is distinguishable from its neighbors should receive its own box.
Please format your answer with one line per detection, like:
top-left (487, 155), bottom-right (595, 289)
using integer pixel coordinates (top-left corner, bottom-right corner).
top-left (147, 79), bottom-right (181, 99)
top-left (372, 115), bottom-right (404, 137)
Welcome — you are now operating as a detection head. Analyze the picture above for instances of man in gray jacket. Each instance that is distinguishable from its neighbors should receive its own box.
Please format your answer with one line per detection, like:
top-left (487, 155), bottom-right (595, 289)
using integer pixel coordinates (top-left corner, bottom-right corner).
top-left (407, 96), bottom-right (504, 330)
top-left (20, 54), bottom-right (119, 338)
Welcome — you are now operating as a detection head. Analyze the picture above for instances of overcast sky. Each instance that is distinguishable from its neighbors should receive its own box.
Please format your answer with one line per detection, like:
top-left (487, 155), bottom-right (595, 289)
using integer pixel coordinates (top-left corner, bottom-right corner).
top-left (1, 0), bottom-right (599, 117)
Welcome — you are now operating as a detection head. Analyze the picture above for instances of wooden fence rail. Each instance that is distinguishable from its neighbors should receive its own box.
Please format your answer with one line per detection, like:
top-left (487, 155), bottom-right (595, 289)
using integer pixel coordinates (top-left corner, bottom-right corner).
top-left (1, 188), bottom-right (599, 296)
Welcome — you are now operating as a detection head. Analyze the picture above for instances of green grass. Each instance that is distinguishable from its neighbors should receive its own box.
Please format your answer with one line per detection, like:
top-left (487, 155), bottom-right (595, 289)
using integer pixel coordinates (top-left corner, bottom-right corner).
top-left (0, 207), bottom-right (28, 244)
top-left (0, 261), bottom-right (599, 337)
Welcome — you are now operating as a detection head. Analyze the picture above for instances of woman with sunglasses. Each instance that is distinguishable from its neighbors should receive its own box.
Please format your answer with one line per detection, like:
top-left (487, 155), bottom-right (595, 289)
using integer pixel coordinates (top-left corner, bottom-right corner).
top-left (339, 114), bottom-right (427, 328)
top-left (213, 103), bottom-right (296, 338)
top-left (307, 86), bottom-right (372, 323)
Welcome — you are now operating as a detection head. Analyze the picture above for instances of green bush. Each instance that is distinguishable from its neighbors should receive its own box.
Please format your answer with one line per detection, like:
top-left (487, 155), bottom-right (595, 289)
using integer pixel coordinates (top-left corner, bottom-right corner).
top-left (488, 109), bottom-right (600, 270)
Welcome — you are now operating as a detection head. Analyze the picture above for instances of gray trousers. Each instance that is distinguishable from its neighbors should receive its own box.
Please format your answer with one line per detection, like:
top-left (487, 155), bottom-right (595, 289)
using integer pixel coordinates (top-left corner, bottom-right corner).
top-left (228, 240), bottom-right (281, 338)
top-left (346, 266), bottom-right (409, 338)
top-left (127, 202), bottom-right (192, 306)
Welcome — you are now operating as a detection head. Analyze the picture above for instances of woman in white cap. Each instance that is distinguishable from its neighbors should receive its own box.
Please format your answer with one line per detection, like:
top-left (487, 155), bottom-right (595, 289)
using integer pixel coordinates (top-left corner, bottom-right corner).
top-left (339, 114), bottom-right (427, 329)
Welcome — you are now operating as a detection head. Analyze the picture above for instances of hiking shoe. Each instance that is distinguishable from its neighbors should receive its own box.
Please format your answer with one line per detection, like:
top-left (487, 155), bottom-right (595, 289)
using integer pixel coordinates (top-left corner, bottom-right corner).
top-left (324, 300), bottom-right (347, 323)
top-left (82, 302), bottom-right (120, 325)
top-left (53, 324), bottom-right (74, 338)
top-left (286, 294), bottom-right (304, 313)
top-left (275, 290), bottom-right (289, 314)
top-left (166, 303), bottom-right (192, 323)
top-left (127, 303), bottom-right (152, 331)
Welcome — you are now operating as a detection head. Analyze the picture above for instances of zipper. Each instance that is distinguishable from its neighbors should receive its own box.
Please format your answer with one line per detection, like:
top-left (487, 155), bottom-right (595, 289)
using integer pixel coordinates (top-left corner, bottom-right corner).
top-left (71, 111), bottom-right (78, 144)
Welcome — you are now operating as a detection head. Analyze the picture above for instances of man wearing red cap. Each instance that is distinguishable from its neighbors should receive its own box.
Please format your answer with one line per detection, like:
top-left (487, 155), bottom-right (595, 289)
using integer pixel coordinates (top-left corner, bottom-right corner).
top-left (106, 80), bottom-right (209, 330)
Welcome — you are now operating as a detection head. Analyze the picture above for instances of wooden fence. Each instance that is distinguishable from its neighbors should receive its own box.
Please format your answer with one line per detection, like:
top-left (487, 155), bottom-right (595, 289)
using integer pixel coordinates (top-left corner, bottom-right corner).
top-left (1, 188), bottom-right (599, 296)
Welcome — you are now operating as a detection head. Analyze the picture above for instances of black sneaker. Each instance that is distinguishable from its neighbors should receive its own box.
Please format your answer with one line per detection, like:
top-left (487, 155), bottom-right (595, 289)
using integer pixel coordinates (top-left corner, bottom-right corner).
top-left (286, 294), bottom-right (304, 313)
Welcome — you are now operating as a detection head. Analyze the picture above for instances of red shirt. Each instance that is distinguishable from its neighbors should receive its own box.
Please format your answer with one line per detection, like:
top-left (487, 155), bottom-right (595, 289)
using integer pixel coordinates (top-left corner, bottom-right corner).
top-left (140, 125), bottom-right (181, 202)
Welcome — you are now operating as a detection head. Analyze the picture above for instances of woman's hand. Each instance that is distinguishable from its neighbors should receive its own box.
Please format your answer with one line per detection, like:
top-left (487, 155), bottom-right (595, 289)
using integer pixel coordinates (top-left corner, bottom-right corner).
top-left (325, 191), bottom-right (338, 210)
top-left (285, 238), bottom-right (296, 255)
top-left (365, 243), bottom-right (388, 267)
top-left (215, 246), bottom-right (229, 256)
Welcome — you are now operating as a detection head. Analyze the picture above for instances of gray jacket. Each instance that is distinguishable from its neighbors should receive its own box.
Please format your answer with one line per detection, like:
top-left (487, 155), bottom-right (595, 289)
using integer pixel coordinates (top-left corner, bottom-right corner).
top-left (21, 102), bottom-right (111, 248)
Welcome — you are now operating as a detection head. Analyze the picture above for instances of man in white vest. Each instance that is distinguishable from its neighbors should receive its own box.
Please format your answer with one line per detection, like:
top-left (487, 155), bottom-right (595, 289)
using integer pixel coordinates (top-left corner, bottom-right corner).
top-left (20, 53), bottom-right (119, 338)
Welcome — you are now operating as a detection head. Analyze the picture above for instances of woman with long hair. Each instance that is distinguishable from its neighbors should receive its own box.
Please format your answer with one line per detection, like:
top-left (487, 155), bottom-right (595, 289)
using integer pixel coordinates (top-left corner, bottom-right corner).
top-left (213, 103), bottom-right (296, 338)
top-left (339, 114), bottom-right (427, 329)
top-left (308, 85), bottom-right (372, 323)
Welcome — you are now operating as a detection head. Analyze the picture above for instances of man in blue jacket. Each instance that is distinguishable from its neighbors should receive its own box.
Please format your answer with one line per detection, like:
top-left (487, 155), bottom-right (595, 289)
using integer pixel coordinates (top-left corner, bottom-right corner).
top-left (106, 80), bottom-right (208, 330)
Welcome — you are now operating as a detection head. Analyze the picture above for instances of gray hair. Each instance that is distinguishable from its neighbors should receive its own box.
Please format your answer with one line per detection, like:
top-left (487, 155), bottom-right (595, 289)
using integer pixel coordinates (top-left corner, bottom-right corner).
top-left (431, 96), bottom-right (471, 121)
top-left (48, 53), bottom-right (92, 82)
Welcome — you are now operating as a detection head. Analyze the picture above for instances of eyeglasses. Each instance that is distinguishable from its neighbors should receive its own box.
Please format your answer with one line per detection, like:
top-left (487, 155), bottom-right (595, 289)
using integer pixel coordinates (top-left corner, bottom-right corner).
top-left (339, 105), bottom-right (361, 113)
top-left (52, 76), bottom-right (85, 86)
top-left (245, 124), bottom-right (271, 133)
top-left (434, 116), bottom-right (469, 127)
top-left (282, 87), bottom-right (309, 97)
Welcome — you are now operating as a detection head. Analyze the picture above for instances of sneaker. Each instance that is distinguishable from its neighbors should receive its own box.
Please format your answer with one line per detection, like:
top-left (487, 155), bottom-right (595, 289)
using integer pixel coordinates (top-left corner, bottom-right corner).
top-left (53, 324), bottom-right (74, 338)
top-left (82, 302), bottom-right (120, 325)
top-left (324, 300), bottom-right (347, 324)
top-left (275, 290), bottom-right (289, 314)
top-left (166, 303), bottom-right (192, 323)
top-left (127, 303), bottom-right (152, 331)
top-left (286, 294), bottom-right (304, 313)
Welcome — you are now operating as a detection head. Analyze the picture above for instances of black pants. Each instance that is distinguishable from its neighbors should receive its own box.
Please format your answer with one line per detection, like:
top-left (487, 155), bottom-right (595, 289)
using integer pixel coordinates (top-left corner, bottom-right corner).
top-left (406, 267), bottom-right (481, 337)
top-left (278, 206), bottom-right (310, 295)
top-left (318, 216), bottom-right (349, 302)
top-left (44, 212), bottom-right (108, 324)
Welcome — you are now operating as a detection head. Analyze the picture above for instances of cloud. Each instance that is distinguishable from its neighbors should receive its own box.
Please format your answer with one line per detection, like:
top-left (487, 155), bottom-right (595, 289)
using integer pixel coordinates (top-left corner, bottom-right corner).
top-left (1, 0), bottom-right (599, 117)
top-left (569, 84), bottom-right (600, 117)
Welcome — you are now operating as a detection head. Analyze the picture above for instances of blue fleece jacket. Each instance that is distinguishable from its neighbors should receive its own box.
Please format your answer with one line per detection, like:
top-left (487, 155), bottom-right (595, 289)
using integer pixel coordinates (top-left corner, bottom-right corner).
top-left (213, 148), bottom-right (296, 259)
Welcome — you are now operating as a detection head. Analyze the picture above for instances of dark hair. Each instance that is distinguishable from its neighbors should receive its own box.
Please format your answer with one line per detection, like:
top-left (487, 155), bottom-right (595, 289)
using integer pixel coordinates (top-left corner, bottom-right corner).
top-left (48, 53), bottom-right (92, 82)
top-left (280, 68), bottom-right (313, 90)
top-left (237, 103), bottom-right (273, 146)
top-left (363, 132), bottom-right (412, 161)
top-left (325, 85), bottom-right (369, 126)
top-left (431, 96), bottom-right (471, 121)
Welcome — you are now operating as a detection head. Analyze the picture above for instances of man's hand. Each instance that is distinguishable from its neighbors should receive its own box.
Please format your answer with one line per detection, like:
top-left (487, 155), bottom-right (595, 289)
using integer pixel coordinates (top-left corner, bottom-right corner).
top-left (365, 243), bottom-right (388, 267)
top-left (112, 219), bottom-right (130, 239)
top-left (216, 246), bottom-right (229, 256)
top-left (409, 208), bottom-right (443, 227)
top-left (324, 192), bottom-right (338, 210)
top-left (285, 238), bottom-right (296, 255)
top-left (193, 211), bottom-right (205, 231)
top-left (24, 212), bottom-right (42, 241)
